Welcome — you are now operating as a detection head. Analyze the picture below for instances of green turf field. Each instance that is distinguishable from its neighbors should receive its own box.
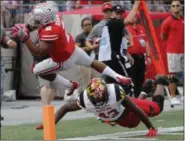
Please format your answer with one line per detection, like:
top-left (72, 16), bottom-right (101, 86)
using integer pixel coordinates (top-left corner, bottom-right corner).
top-left (1, 110), bottom-right (184, 140)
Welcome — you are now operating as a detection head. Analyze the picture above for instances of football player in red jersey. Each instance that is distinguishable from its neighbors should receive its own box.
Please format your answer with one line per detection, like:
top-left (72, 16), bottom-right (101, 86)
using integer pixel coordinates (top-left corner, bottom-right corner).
top-left (11, 2), bottom-right (140, 104)
top-left (36, 75), bottom-right (169, 137)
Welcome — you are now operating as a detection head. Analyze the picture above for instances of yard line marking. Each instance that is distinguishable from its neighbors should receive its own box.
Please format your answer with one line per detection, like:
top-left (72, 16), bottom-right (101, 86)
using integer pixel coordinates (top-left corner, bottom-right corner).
top-left (110, 137), bottom-right (157, 140)
top-left (159, 133), bottom-right (183, 135)
top-left (60, 126), bottom-right (183, 140)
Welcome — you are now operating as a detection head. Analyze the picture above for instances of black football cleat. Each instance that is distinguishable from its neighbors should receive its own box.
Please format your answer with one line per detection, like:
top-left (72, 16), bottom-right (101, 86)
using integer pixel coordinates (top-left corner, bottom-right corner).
top-left (155, 75), bottom-right (169, 86)
top-left (142, 79), bottom-right (156, 94)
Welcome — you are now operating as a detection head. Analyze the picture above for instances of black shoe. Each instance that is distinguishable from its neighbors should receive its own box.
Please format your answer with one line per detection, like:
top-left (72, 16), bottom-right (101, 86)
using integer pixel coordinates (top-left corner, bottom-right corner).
top-left (155, 75), bottom-right (169, 86)
top-left (142, 79), bottom-right (156, 94)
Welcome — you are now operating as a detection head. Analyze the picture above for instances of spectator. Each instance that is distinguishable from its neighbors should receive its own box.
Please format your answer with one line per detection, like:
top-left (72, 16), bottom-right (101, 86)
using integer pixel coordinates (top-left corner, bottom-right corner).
top-left (146, 0), bottom-right (166, 12)
top-left (56, 1), bottom-right (68, 11)
top-left (153, 1), bottom-right (166, 12)
top-left (76, 17), bottom-right (94, 55)
top-left (74, 0), bottom-right (83, 10)
top-left (1, 1), bottom-right (23, 27)
top-left (0, 26), bottom-right (17, 121)
top-left (66, 0), bottom-right (83, 11)
top-left (66, 0), bottom-right (75, 11)
top-left (85, 3), bottom-right (113, 60)
top-left (1, 1), bottom-right (11, 28)
top-left (112, 0), bottom-right (132, 10)
top-left (22, 0), bottom-right (32, 13)
top-left (98, 4), bottom-right (134, 95)
top-left (75, 17), bottom-right (100, 91)
top-left (127, 18), bottom-right (151, 98)
top-left (97, 2), bottom-right (141, 96)
top-left (161, 0), bottom-right (184, 104)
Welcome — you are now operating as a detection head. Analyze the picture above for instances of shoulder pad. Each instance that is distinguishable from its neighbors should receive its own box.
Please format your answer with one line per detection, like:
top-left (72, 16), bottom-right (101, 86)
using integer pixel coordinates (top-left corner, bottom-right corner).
top-left (39, 24), bottom-right (59, 41)
top-left (77, 91), bottom-right (86, 108)
top-left (114, 84), bottom-right (126, 102)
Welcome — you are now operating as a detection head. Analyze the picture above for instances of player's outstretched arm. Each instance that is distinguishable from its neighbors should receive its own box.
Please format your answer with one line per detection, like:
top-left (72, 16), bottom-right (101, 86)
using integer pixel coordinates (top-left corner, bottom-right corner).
top-left (55, 100), bottom-right (81, 124)
top-left (36, 100), bottom-right (81, 130)
top-left (25, 40), bottom-right (53, 57)
top-left (122, 96), bottom-right (155, 130)
top-left (11, 24), bottom-right (52, 56)
top-left (122, 96), bottom-right (157, 137)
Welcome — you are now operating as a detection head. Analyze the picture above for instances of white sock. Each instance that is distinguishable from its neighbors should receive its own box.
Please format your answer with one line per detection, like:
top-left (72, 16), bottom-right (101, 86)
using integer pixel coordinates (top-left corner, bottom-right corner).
top-left (140, 91), bottom-right (147, 96)
top-left (102, 66), bottom-right (121, 82)
top-left (50, 74), bottom-right (73, 89)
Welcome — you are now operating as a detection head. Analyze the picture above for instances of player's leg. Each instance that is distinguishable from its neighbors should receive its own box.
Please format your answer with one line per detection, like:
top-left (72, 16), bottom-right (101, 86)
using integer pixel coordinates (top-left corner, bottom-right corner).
top-left (33, 58), bottom-right (75, 89)
top-left (74, 47), bottom-right (131, 84)
top-left (167, 53), bottom-right (181, 105)
top-left (116, 110), bottom-right (141, 128)
top-left (33, 58), bottom-right (77, 102)
top-left (37, 76), bottom-right (54, 105)
top-left (132, 75), bottom-right (169, 117)
top-left (40, 85), bottom-right (56, 105)
top-left (138, 79), bottom-right (156, 99)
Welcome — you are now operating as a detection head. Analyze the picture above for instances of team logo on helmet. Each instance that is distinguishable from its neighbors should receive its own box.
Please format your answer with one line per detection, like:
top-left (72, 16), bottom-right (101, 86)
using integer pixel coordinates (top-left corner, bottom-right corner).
top-left (86, 78), bottom-right (108, 108)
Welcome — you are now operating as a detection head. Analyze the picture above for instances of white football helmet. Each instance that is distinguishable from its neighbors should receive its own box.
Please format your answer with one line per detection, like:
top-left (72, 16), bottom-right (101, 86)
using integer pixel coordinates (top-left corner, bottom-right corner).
top-left (28, 2), bottom-right (59, 29)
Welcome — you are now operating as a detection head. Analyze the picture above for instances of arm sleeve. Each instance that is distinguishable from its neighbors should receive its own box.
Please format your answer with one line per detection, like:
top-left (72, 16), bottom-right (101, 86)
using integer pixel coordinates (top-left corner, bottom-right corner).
top-left (161, 19), bottom-right (170, 36)
top-left (75, 34), bottom-right (81, 43)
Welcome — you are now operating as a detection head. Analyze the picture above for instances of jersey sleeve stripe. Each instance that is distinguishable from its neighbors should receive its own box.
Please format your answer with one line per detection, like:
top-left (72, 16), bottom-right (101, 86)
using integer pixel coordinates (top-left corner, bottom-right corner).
top-left (42, 35), bottom-right (58, 38)
top-left (40, 37), bottom-right (59, 41)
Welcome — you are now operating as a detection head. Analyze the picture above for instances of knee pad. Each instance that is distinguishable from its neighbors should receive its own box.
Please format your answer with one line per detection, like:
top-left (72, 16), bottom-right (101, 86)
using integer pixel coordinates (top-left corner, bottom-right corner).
top-left (152, 95), bottom-right (164, 112)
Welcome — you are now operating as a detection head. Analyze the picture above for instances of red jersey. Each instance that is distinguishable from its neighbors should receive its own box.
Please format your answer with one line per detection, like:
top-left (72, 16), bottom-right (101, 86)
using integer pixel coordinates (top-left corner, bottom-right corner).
top-left (38, 15), bottom-right (75, 62)
top-left (127, 24), bottom-right (147, 54)
top-left (161, 15), bottom-right (184, 53)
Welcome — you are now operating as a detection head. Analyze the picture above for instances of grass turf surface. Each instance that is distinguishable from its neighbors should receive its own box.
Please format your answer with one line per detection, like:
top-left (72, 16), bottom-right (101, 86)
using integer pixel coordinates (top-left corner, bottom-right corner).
top-left (1, 110), bottom-right (184, 140)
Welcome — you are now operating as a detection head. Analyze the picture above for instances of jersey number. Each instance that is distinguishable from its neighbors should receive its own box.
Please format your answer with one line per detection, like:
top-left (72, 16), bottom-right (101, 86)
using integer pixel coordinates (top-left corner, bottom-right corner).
top-left (99, 109), bottom-right (119, 119)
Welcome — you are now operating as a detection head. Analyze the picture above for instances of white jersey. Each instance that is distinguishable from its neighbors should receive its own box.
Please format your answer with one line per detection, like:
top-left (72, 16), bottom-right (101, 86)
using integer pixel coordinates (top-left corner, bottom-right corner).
top-left (78, 84), bottom-right (125, 121)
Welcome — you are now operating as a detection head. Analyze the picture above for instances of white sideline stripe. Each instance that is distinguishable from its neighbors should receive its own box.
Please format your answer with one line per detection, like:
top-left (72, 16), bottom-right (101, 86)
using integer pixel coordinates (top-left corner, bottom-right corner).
top-left (111, 137), bottom-right (157, 140)
top-left (59, 126), bottom-right (183, 140)
top-left (161, 133), bottom-right (184, 135)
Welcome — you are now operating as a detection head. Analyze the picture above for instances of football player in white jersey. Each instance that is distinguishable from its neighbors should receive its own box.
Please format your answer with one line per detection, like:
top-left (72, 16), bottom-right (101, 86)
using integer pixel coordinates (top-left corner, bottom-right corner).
top-left (36, 75), bottom-right (169, 137)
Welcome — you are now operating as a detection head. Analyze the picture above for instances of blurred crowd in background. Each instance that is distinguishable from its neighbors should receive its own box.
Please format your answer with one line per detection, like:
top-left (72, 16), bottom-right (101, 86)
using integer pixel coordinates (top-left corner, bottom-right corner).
top-left (1, 0), bottom-right (184, 28)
